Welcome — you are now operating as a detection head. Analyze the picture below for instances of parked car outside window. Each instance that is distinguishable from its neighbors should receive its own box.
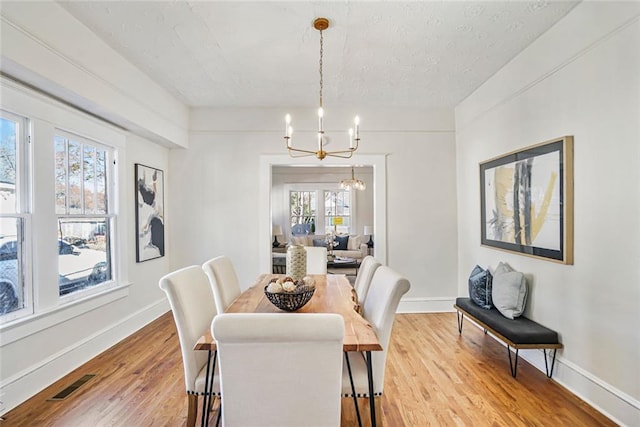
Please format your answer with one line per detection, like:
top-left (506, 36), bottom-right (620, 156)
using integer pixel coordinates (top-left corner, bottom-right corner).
top-left (0, 236), bottom-right (110, 314)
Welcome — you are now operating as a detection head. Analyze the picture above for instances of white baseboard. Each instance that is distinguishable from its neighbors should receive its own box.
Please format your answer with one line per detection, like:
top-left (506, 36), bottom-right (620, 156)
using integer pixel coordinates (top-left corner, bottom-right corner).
top-left (397, 296), bottom-right (456, 313)
top-left (519, 349), bottom-right (639, 426)
top-left (464, 320), bottom-right (639, 426)
top-left (0, 298), bottom-right (170, 415)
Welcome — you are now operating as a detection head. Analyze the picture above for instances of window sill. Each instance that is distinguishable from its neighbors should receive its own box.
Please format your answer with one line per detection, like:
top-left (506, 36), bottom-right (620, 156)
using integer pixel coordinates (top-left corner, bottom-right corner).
top-left (0, 282), bottom-right (131, 346)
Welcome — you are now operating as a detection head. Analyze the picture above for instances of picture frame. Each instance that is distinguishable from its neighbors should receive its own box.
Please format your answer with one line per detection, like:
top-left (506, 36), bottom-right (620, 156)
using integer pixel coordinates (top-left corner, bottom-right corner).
top-left (480, 136), bottom-right (573, 264)
top-left (135, 163), bottom-right (165, 262)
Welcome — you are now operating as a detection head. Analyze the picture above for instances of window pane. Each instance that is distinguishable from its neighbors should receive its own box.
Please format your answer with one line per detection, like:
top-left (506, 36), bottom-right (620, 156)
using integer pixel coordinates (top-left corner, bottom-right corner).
top-left (0, 218), bottom-right (24, 315)
top-left (83, 145), bottom-right (96, 213)
top-left (58, 218), bottom-right (111, 296)
top-left (67, 140), bottom-right (82, 214)
top-left (289, 190), bottom-right (316, 234)
top-left (0, 116), bottom-right (18, 214)
top-left (55, 136), bottom-right (67, 214)
top-left (95, 149), bottom-right (107, 214)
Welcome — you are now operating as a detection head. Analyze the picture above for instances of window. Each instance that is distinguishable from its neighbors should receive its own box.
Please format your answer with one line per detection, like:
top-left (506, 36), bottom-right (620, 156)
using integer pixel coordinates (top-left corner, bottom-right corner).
top-left (1, 79), bottom-right (125, 328)
top-left (0, 110), bottom-right (30, 317)
top-left (289, 190), bottom-right (317, 234)
top-left (324, 190), bottom-right (351, 234)
top-left (54, 132), bottom-right (113, 297)
top-left (288, 186), bottom-right (352, 235)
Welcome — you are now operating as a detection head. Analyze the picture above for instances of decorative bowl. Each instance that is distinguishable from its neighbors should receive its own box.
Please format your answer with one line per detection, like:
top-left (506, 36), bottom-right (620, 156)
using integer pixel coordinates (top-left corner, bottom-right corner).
top-left (264, 285), bottom-right (315, 311)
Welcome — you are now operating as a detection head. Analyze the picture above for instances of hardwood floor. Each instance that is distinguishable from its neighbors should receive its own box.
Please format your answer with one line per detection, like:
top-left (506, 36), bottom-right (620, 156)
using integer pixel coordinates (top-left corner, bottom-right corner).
top-left (1, 312), bottom-right (614, 426)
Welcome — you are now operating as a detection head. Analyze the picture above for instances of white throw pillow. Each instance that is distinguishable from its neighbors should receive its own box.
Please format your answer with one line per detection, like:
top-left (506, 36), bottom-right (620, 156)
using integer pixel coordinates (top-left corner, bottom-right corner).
top-left (492, 270), bottom-right (528, 319)
top-left (291, 236), bottom-right (306, 246)
top-left (494, 261), bottom-right (513, 276)
top-left (347, 235), bottom-right (361, 250)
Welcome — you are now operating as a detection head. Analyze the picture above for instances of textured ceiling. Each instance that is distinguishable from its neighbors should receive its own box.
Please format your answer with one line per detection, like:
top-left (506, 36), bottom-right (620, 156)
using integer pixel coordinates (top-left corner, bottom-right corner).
top-left (58, 1), bottom-right (578, 109)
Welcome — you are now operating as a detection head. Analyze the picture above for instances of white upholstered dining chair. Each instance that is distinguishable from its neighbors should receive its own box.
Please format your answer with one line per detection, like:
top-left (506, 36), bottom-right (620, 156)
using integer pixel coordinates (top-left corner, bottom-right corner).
top-left (304, 246), bottom-right (328, 274)
top-left (342, 266), bottom-right (410, 423)
top-left (212, 313), bottom-right (345, 427)
top-left (159, 266), bottom-right (220, 427)
top-left (352, 255), bottom-right (382, 309)
top-left (202, 256), bottom-right (241, 314)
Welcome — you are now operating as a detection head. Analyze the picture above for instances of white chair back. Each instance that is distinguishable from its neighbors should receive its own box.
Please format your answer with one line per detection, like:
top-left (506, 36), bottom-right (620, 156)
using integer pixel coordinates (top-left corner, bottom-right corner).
top-left (353, 255), bottom-right (381, 306)
top-left (202, 256), bottom-right (241, 314)
top-left (342, 266), bottom-right (410, 397)
top-left (363, 266), bottom-right (410, 393)
top-left (305, 246), bottom-right (328, 274)
top-left (159, 265), bottom-right (217, 393)
top-left (212, 313), bottom-right (345, 427)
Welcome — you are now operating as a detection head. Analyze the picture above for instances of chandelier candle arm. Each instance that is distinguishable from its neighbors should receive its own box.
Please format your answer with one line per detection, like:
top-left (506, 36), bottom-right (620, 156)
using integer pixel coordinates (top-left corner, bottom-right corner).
top-left (283, 17), bottom-right (361, 161)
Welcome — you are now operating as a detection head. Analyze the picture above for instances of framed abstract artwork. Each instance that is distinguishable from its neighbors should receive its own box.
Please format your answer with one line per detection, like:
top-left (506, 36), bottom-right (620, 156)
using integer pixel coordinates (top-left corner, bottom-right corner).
top-left (135, 163), bottom-right (165, 262)
top-left (480, 136), bottom-right (573, 264)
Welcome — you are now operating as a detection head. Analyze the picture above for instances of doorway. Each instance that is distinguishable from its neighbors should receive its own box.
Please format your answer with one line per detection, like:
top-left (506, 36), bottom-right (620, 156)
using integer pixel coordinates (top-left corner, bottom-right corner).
top-left (258, 154), bottom-right (387, 274)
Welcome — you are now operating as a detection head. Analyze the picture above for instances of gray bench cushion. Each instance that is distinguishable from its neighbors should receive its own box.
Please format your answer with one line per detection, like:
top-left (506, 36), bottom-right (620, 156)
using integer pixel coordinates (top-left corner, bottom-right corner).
top-left (455, 297), bottom-right (559, 345)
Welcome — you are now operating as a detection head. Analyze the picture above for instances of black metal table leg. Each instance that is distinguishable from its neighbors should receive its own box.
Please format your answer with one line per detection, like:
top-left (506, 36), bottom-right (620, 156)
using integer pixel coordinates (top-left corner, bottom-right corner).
top-left (201, 350), bottom-right (213, 427)
top-left (344, 352), bottom-right (362, 427)
top-left (365, 351), bottom-right (376, 427)
top-left (201, 350), bottom-right (218, 427)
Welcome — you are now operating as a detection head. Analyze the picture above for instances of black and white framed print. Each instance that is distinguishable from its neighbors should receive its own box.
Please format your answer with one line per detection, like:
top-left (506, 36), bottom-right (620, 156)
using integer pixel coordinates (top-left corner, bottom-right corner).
top-left (135, 163), bottom-right (165, 262)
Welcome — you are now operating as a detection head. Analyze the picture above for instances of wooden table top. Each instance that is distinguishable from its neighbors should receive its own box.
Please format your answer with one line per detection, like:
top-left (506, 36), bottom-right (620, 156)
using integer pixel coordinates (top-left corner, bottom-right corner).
top-left (195, 274), bottom-right (382, 352)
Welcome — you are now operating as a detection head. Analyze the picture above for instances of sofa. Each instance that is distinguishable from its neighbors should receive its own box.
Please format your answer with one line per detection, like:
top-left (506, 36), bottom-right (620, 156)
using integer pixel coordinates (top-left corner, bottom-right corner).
top-left (289, 234), bottom-right (368, 260)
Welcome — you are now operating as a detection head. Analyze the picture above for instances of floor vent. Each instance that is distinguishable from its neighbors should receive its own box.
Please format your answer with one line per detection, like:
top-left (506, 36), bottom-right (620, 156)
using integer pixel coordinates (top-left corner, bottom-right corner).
top-left (49, 374), bottom-right (96, 401)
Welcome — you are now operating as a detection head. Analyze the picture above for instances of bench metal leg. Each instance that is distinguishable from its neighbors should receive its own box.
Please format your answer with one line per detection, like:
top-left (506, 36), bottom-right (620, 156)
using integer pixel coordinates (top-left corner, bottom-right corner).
top-left (543, 349), bottom-right (558, 378)
top-left (507, 346), bottom-right (519, 378)
top-left (456, 311), bottom-right (464, 334)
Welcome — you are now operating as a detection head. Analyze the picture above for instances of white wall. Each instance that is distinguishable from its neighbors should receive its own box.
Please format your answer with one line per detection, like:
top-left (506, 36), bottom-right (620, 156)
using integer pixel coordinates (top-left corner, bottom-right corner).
top-left (171, 107), bottom-right (458, 312)
top-left (455, 3), bottom-right (640, 425)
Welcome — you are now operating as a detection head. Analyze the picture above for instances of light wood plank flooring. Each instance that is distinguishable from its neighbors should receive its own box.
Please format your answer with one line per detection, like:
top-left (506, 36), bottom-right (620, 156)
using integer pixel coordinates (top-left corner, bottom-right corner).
top-left (1, 312), bottom-right (614, 426)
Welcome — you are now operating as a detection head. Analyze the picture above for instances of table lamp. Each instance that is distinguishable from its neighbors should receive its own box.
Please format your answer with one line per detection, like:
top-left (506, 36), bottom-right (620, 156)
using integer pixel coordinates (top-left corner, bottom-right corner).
top-left (272, 225), bottom-right (283, 248)
top-left (363, 225), bottom-right (374, 248)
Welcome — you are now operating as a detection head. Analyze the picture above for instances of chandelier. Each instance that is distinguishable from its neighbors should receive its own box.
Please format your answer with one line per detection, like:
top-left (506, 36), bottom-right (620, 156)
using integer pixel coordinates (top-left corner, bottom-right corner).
top-left (340, 167), bottom-right (366, 191)
top-left (284, 18), bottom-right (360, 160)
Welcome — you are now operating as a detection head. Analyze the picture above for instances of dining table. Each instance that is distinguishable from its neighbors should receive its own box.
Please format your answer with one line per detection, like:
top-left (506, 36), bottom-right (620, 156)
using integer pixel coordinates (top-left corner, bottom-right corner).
top-left (194, 273), bottom-right (382, 427)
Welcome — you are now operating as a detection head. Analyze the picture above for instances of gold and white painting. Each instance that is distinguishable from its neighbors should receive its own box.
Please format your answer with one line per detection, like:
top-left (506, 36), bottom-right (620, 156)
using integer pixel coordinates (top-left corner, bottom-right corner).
top-left (480, 137), bottom-right (573, 264)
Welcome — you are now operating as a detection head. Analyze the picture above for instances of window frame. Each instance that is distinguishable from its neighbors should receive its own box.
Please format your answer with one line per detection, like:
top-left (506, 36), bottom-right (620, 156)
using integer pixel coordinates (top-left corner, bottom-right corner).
top-left (54, 129), bottom-right (117, 303)
top-left (0, 109), bottom-right (34, 321)
top-left (0, 77), bottom-right (128, 332)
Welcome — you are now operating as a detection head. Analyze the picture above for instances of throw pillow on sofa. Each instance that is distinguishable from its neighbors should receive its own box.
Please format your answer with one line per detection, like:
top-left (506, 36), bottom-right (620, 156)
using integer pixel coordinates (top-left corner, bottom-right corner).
top-left (347, 235), bottom-right (362, 250)
top-left (291, 236), bottom-right (310, 246)
top-left (468, 265), bottom-right (493, 309)
top-left (313, 239), bottom-right (327, 247)
top-left (334, 235), bottom-right (349, 250)
top-left (492, 263), bottom-right (528, 319)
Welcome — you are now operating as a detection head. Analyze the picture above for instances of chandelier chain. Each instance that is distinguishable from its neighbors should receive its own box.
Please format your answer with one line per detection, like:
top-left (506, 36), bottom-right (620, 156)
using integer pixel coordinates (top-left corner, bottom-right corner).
top-left (319, 29), bottom-right (324, 108)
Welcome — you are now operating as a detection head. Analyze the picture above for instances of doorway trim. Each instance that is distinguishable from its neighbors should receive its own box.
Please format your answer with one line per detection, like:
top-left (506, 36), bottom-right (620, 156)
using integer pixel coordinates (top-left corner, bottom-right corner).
top-left (259, 154), bottom-right (387, 273)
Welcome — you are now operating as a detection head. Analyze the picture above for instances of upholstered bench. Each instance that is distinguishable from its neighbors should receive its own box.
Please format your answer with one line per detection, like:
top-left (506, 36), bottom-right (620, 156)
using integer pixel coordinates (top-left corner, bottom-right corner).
top-left (454, 297), bottom-right (562, 378)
